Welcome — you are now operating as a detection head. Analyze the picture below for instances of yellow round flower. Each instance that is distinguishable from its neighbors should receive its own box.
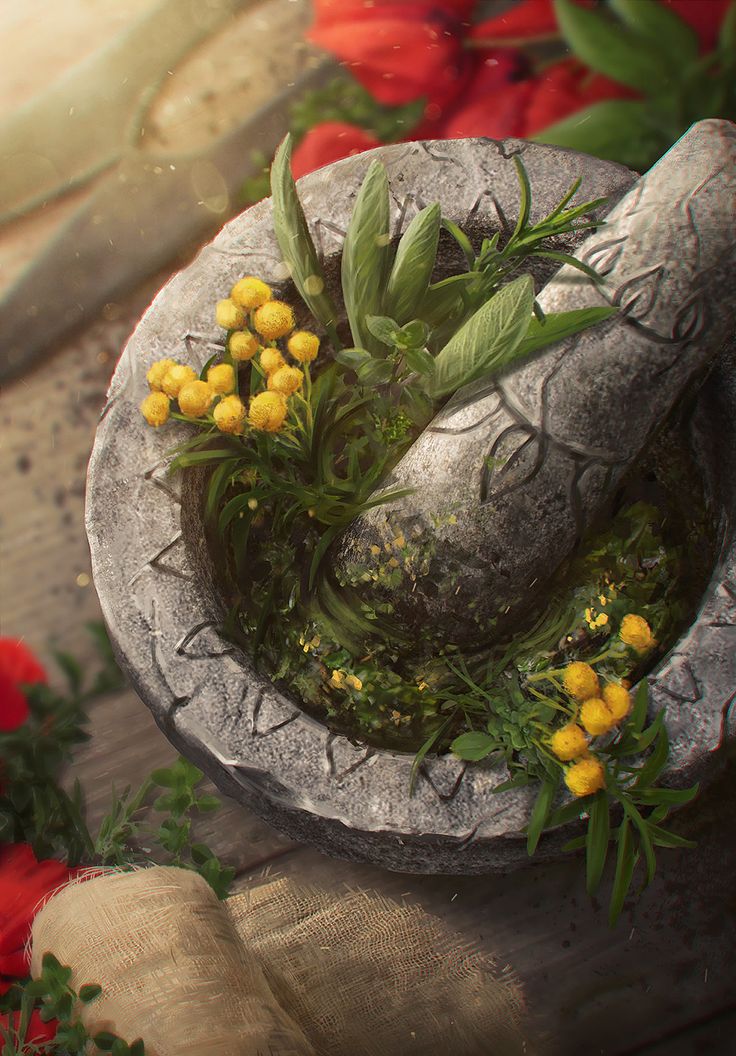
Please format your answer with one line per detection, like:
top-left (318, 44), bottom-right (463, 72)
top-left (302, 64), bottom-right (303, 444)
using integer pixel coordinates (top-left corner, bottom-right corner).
top-left (140, 391), bottom-right (170, 428)
top-left (259, 346), bottom-right (286, 375)
top-left (254, 301), bottom-right (295, 340)
top-left (549, 723), bottom-right (589, 762)
top-left (231, 276), bottom-right (272, 309)
top-left (248, 391), bottom-right (288, 433)
top-left (563, 661), bottom-right (600, 702)
top-left (564, 756), bottom-right (606, 798)
top-left (345, 674), bottom-right (363, 691)
top-left (228, 331), bottom-right (259, 362)
top-left (620, 614), bottom-right (655, 653)
top-left (161, 364), bottom-right (197, 398)
top-left (146, 358), bottom-right (176, 392)
top-left (602, 683), bottom-right (632, 722)
top-left (287, 330), bottom-right (320, 364)
top-left (213, 394), bottom-right (246, 435)
top-left (177, 380), bottom-right (213, 418)
top-left (267, 365), bottom-right (304, 396)
top-left (215, 298), bottom-right (246, 331)
top-left (580, 698), bottom-right (616, 736)
top-left (207, 363), bottom-right (236, 395)
top-left (330, 669), bottom-right (346, 689)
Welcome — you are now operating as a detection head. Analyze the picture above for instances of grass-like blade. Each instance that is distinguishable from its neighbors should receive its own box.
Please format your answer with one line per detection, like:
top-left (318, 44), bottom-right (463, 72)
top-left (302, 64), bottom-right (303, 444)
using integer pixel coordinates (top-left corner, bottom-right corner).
top-left (429, 274), bottom-right (534, 398)
top-left (527, 776), bottom-right (558, 856)
top-left (647, 824), bottom-right (696, 850)
top-left (516, 306), bottom-right (618, 360)
top-left (410, 714), bottom-right (456, 796)
top-left (631, 679), bottom-right (649, 734)
top-left (586, 791), bottom-right (611, 894)
top-left (270, 135), bottom-right (340, 345)
top-left (385, 202), bottom-right (441, 325)
top-left (341, 160), bottom-right (391, 353)
top-left (633, 784), bottom-right (699, 807)
top-left (620, 796), bottom-right (656, 884)
top-left (510, 156), bottom-right (532, 243)
top-left (634, 723), bottom-right (669, 789)
top-left (609, 816), bottom-right (637, 926)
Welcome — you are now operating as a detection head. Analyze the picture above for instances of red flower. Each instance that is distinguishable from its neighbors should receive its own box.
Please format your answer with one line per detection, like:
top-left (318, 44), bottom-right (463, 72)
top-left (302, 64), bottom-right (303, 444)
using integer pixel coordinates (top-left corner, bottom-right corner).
top-left (0, 673), bottom-right (30, 732)
top-left (473, 0), bottom-right (732, 52)
top-left (0, 845), bottom-right (76, 989)
top-left (291, 122), bottom-right (382, 179)
top-left (308, 0), bottom-right (479, 108)
top-left (521, 59), bottom-right (636, 135)
top-left (0, 1008), bottom-right (57, 1053)
top-left (0, 641), bottom-right (47, 690)
top-left (662, 0), bottom-right (733, 50)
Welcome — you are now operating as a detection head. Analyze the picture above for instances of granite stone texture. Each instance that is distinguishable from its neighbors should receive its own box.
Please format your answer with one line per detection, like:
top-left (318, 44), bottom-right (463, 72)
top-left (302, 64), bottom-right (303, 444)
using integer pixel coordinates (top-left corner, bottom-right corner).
top-left (86, 135), bottom-right (736, 875)
top-left (336, 120), bottom-right (736, 645)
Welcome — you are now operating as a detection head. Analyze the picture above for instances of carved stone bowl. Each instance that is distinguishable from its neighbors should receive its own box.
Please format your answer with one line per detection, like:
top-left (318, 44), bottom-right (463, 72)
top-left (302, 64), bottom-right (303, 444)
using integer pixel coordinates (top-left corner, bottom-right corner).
top-left (86, 139), bottom-right (736, 874)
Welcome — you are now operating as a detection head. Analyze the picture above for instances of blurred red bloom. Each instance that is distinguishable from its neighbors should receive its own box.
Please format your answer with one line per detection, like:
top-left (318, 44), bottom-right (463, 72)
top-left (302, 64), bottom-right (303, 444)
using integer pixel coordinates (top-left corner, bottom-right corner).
top-left (0, 640), bottom-right (46, 691)
top-left (309, 0), bottom-right (479, 108)
top-left (0, 639), bottom-right (46, 732)
top-left (292, 122), bottom-right (382, 179)
top-left (473, 0), bottom-right (732, 51)
top-left (521, 59), bottom-right (636, 135)
top-left (0, 845), bottom-right (75, 984)
top-left (0, 1008), bottom-right (57, 1053)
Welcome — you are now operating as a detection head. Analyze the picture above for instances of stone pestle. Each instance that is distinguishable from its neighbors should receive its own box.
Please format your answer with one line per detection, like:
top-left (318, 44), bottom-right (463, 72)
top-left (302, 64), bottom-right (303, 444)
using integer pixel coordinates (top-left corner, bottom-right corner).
top-left (333, 119), bottom-right (736, 646)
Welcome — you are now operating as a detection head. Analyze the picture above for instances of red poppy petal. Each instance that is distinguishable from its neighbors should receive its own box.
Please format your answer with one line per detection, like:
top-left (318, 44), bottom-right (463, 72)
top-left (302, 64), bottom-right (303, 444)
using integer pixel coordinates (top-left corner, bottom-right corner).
top-left (0, 846), bottom-right (75, 956)
top-left (0, 951), bottom-right (30, 977)
top-left (0, 672), bottom-right (30, 732)
top-left (661, 0), bottom-right (732, 51)
top-left (0, 640), bottom-right (47, 687)
top-left (440, 79), bottom-right (537, 139)
top-left (310, 19), bottom-right (467, 105)
top-left (292, 122), bottom-right (382, 179)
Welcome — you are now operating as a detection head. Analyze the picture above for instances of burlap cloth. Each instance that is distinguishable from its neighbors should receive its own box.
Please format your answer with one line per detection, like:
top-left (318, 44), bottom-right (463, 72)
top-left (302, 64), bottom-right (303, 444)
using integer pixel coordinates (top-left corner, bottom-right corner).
top-left (30, 866), bottom-right (529, 1055)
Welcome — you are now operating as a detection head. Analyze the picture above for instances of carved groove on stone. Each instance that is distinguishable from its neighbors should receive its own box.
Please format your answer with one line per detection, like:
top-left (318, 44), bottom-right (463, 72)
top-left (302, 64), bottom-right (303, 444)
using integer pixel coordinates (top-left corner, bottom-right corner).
top-left (417, 761), bottom-right (468, 802)
top-left (175, 620), bottom-right (237, 659)
top-left (143, 459), bottom-right (181, 505)
top-left (480, 424), bottom-right (544, 505)
top-left (250, 690), bottom-right (301, 739)
top-left (650, 655), bottom-right (704, 707)
top-left (184, 332), bottom-right (226, 358)
top-left (323, 734), bottom-right (376, 782)
top-left (312, 218), bottom-right (348, 266)
top-left (129, 532), bottom-right (193, 589)
top-left (708, 579), bottom-right (736, 627)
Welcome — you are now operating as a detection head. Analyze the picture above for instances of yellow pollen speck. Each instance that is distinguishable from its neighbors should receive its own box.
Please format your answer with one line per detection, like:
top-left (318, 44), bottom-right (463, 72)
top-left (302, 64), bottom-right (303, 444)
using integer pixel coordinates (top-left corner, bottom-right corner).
top-left (370, 544), bottom-right (381, 556)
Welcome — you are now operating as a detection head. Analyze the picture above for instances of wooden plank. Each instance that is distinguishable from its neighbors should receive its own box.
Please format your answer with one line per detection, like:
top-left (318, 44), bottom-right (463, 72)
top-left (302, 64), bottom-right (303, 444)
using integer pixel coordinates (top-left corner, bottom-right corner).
top-left (230, 762), bottom-right (736, 1056)
top-left (628, 1006), bottom-right (736, 1055)
top-left (62, 685), bottom-right (297, 874)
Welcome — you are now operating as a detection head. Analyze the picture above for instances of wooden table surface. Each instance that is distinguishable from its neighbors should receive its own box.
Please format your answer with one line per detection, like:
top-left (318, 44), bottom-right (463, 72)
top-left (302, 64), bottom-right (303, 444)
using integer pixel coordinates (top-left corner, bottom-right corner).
top-left (3, 273), bottom-right (736, 1056)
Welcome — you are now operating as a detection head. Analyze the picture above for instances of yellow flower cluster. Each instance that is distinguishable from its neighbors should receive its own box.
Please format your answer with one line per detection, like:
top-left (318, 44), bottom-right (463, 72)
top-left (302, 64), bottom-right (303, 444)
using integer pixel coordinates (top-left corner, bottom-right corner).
top-left (329, 669), bottom-right (363, 692)
top-left (549, 618), bottom-right (652, 797)
top-left (141, 275), bottom-right (324, 438)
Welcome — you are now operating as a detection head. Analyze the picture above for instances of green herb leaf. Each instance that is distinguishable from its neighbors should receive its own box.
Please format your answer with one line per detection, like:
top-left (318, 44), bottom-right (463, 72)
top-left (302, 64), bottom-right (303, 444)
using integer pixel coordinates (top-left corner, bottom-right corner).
top-left (517, 306), bottom-right (618, 361)
top-left (607, 0), bottom-right (699, 67)
top-left (586, 791), bottom-right (611, 894)
top-left (341, 160), bottom-right (391, 353)
top-left (450, 731), bottom-right (498, 762)
top-left (554, 0), bottom-right (669, 93)
top-left (526, 776), bottom-right (558, 855)
top-left (403, 345), bottom-right (436, 377)
top-left (334, 347), bottom-right (373, 370)
top-left (365, 315), bottom-right (400, 346)
top-left (270, 135), bottom-right (340, 342)
top-left (534, 99), bottom-right (658, 171)
top-left (430, 274), bottom-right (534, 398)
top-left (78, 984), bottom-right (102, 1004)
top-left (609, 815), bottom-right (636, 926)
top-left (356, 358), bottom-right (394, 386)
top-left (385, 202), bottom-right (441, 325)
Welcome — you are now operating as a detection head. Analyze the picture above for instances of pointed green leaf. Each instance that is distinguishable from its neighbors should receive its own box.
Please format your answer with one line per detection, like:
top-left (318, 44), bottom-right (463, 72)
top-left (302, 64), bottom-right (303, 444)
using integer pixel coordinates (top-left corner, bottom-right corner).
top-left (385, 202), bottom-right (441, 324)
top-left (450, 731), bottom-right (498, 762)
top-left (609, 816), bottom-right (636, 926)
top-left (341, 160), bottom-right (391, 353)
top-left (620, 796), bottom-right (656, 884)
top-left (526, 776), bottom-right (558, 856)
top-left (429, 274), bottom-right (534, 398)
top-left (534, 99), bottom-right (658, 172)
top-left (517, 306), bottom-right (617, 361)
top-left (270, 135), bottom-right (340, 342)
top-left (631, 679), bottom-right (649, 734)
top-left (586, 791), bottom-right (611, 894)
top-left (608, 0), bottom-right (698, 66)
top-left (554, 0), bottom-right (669, 92)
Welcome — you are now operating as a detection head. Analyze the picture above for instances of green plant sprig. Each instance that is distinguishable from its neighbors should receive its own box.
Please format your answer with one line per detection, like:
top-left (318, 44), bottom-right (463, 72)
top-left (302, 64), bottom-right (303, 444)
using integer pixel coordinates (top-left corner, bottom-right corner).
top-left (0, 954), bottom-right (144, 1056)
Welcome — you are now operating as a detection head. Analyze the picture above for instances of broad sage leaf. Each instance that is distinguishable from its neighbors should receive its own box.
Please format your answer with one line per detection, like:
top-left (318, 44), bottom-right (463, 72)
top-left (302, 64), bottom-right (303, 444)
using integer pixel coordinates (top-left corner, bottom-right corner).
top-left (385, 202), bottom-right (441, 324)
top-left (429, 274), bottom-right (534, 398)
top-left (270, 135), bottom-right (340, 343)
top-left (403, 345), bottom-right (436, 377)
top-left (366, 315), bottom-right (400, 346)
top-left (341, 160), bottom-right (391, 354)
top-left (450, 731), bottom-right (498, 762)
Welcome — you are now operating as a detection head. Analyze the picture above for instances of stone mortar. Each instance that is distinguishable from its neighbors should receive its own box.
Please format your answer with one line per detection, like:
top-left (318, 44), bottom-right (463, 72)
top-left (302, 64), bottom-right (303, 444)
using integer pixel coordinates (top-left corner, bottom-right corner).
top-left (86, 139), bottom-right (736, 874)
